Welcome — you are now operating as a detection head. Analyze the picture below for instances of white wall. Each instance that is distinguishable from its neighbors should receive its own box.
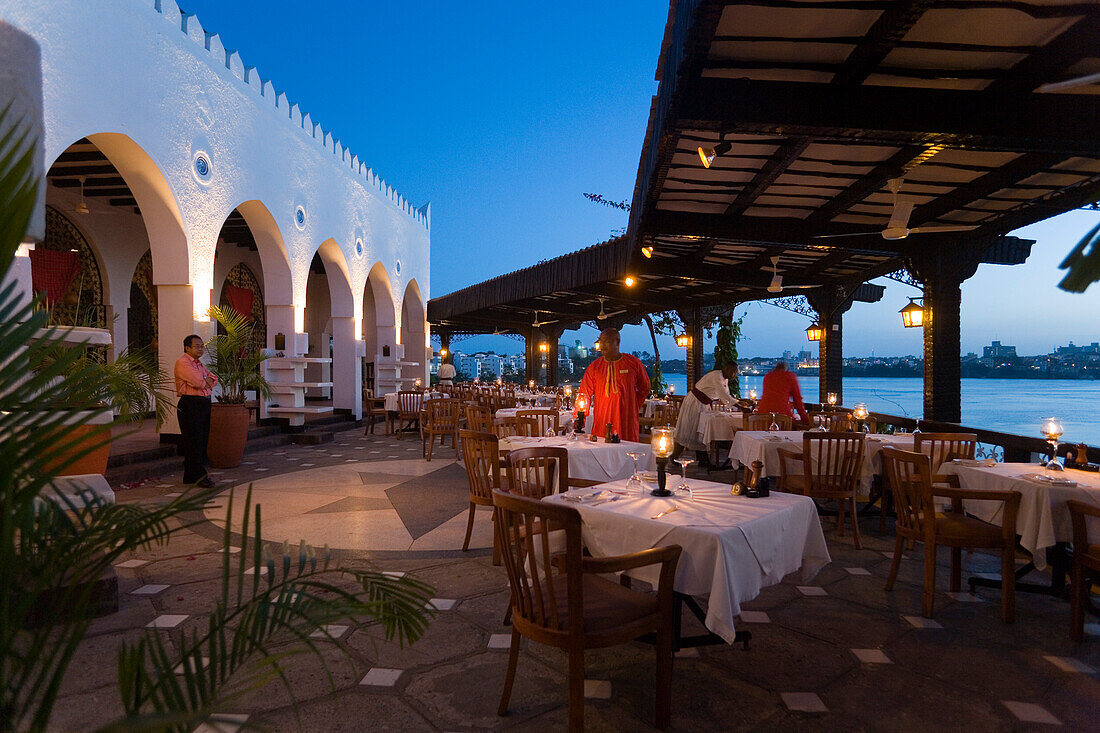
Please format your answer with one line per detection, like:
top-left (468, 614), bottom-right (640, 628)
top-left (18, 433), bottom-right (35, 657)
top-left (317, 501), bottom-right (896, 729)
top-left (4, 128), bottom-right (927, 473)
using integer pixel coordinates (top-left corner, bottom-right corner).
top-left (0, 0), bottom-right (431, 424)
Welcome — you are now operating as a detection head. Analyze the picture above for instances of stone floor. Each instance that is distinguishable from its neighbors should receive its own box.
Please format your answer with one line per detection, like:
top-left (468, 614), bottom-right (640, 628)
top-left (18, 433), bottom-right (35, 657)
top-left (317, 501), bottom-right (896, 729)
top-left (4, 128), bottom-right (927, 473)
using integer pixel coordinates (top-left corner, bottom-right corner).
top-left (49, 430), bottom-right (1100, 732)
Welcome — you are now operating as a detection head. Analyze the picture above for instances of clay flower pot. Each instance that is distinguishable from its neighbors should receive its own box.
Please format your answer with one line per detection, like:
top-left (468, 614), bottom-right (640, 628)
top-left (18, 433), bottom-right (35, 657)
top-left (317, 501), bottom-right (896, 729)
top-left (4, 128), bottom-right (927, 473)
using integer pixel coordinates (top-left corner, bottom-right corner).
top-left (42, 424), bottom-right (111, 476)
top-left (207, 402), bottom-right (250, 468)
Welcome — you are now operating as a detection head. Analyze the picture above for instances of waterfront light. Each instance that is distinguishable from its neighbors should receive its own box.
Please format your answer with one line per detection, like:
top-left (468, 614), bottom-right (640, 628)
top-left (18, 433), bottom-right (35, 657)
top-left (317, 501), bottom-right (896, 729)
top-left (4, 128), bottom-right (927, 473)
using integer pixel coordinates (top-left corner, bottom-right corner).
top-left (900, 298), bottom-right (925, 328)
top-left (806, 322), bottom-right (823, 342)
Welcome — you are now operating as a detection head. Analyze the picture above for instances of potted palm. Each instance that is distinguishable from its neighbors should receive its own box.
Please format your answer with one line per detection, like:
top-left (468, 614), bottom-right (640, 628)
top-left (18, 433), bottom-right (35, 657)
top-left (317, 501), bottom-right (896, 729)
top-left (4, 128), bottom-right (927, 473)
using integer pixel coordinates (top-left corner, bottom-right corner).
top-left (205, 304), bottom-right (271, 467)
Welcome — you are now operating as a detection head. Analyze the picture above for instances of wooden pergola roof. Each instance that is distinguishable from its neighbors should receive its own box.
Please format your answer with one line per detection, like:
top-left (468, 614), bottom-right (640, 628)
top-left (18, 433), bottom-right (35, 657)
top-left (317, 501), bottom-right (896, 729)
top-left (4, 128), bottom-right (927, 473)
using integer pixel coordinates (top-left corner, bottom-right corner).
top-left (430, 0), bottom-right (1098, 334)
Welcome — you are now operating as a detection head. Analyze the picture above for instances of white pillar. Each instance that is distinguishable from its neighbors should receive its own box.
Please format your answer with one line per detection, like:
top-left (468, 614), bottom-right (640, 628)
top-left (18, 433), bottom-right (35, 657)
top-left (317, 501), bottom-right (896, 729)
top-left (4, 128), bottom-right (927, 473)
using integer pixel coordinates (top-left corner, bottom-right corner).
top-left (266, 303), bottom-right (294, 352)
top-left (331, 315), bottom-right (361, 418)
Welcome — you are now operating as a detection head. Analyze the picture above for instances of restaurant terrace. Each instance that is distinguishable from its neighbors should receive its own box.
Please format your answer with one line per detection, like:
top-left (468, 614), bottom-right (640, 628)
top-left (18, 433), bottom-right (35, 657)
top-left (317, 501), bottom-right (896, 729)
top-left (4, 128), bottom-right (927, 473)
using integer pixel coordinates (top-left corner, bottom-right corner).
top-left (2, 1), bottom-right (1100, 732)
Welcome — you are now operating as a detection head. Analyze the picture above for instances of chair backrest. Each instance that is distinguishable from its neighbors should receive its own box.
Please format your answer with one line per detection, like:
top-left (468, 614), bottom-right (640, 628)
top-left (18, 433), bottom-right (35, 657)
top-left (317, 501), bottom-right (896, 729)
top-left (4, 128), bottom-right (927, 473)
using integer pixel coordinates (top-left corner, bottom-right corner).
top-left (518, 409), bottom-right (560, 436)
top-left (506, 446), bottom-right (569, 498)
top-left (465, 403), bottom-right (494, 433)
top-left (746, 412), bottom-right (792, 431)
top-left (881, 447), bottom-right (934, 538)
top-left (915, 432), bottom-right (978, 473)
top-left (460, 430), bottom-right (500, 502)
top-left (821, 411), bottom-right (854, 431)
top-left (500, 416), bottom-right (539, 438)
top-left (397, 390), bottom-right (421, 415)
top-left (654, 400), bottom-right (681, 426)
top-left (803, 432), bottom-right (865, 494)
top-left (426, 397), bottom-right (460, 428)
top-left (493, 489), bottom-right (583, 636)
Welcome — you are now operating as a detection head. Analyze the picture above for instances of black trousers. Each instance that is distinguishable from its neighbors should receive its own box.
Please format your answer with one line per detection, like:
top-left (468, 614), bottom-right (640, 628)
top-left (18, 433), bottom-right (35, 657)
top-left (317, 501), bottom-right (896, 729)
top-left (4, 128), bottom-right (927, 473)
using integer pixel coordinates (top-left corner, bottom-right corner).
top-left (178, 395), bottom-right (212, 483)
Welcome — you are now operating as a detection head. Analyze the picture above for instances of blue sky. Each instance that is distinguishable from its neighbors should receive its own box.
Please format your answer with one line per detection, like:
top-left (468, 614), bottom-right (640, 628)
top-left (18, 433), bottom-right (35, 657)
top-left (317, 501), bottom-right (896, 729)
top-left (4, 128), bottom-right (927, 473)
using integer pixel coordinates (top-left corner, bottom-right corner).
top-left (181, 0), bottom-right (1100, 359)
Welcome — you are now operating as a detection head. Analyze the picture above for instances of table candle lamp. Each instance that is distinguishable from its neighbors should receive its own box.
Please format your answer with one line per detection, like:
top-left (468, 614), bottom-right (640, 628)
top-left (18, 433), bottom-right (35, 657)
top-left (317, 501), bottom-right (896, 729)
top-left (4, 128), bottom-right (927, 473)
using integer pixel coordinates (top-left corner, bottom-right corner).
top-left (1040, 417), bottom-right (1065, 471)
top-left (574, 393), bottom-right (588, 434)
top-left (414, 377), bottom-right (422, 389)
top-left (749, 388), bottom-right (758, 401)
top-left (651, 426), bottom-right (675, 496)
top-left (827, 392), bottom-right (837, 407)
top-left (667, 384), bottom-right (675, 396)
top-left (852, 403), bottom-right (869, 432)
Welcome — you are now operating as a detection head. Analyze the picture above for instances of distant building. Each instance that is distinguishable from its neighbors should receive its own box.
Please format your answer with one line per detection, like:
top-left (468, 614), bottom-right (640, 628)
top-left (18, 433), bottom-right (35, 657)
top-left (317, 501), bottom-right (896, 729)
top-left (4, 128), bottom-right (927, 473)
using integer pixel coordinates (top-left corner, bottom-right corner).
top-left (568, 339), bottom-right (588, 360)
top-left (982, 340), bottom-right (1018, 366)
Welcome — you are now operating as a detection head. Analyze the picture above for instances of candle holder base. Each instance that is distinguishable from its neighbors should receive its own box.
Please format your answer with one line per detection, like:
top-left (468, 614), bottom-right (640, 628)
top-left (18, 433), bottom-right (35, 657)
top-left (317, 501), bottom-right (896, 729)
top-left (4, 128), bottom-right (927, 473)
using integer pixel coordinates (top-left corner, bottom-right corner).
top-left (651, 460), bottom-right (673, 497)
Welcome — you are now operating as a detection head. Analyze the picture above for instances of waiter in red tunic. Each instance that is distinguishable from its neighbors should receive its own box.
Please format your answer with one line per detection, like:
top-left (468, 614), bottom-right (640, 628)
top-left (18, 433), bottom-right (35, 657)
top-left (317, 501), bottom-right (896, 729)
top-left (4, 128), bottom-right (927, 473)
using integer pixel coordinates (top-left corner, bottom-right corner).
top-left (755, 361), bottom-right (810, 425)
top-left (577, 328), bottom-right (650, 442)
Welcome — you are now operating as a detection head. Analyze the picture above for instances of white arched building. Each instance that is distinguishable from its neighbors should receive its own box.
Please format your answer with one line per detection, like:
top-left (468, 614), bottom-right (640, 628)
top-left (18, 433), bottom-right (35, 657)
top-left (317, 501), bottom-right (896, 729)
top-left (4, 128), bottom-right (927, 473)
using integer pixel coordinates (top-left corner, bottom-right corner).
top-left (0, 0), bottom-right (430, 433)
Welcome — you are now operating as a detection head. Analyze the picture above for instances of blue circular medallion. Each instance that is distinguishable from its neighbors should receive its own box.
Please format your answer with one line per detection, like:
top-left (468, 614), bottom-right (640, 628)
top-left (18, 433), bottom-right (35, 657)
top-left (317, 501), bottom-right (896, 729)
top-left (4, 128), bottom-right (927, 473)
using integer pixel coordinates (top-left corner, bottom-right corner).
top-left (355, 239), bottom-right (364, 257)
top-left (194, 155), bottom-right (209, 177)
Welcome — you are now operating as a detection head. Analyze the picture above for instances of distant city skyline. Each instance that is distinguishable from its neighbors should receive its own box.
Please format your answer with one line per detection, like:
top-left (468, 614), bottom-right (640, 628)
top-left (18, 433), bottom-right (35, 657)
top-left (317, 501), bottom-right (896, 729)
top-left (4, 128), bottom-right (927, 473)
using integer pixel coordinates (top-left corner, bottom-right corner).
top-left (179, 2), bottom-right (1100, 360)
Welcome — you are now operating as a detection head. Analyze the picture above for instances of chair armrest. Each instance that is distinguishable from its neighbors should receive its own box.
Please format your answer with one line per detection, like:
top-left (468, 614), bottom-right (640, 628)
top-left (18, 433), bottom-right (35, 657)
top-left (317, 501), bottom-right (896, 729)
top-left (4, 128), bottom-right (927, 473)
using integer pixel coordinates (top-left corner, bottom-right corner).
top-left (931, 473), bottom-right (960, 488)
top-left (1068, 499), bottom-right (1100, 550)
top-left (933, 487), bottom-right (1021, 537)
top-left (775, 447), bottom-right (802, 480)
top-left (578, 544), bottom-right (682, 575)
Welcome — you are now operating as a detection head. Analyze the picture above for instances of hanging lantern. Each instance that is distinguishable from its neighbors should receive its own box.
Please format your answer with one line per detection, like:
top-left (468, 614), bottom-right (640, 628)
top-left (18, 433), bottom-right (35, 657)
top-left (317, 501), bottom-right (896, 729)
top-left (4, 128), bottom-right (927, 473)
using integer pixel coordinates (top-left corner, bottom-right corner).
top-left (675, 333), bottom-right (690, 348)
top-left (805, 322), bottom-right (824, 342)
top-left (900, 298), bottom-right (925, 328)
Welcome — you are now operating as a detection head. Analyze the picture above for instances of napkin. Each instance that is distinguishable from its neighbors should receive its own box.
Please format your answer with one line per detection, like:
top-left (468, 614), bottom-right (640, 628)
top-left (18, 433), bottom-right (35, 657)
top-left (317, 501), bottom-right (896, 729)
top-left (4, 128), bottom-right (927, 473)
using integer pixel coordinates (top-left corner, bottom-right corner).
top-left (953, 458), bottom-right (996, 467)
top-left (1019, 473), bottom-right (1077, 487)
top-left (560, 489), bottom-right (615, 503)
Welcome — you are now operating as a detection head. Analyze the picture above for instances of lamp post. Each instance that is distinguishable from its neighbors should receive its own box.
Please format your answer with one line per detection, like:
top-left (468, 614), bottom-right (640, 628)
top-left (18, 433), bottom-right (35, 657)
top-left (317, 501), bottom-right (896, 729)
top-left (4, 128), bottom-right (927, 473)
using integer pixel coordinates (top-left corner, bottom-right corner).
top-left (900, 298), bottom-right (926, 328)
top-left (650, 427), bottom-right (675, 496)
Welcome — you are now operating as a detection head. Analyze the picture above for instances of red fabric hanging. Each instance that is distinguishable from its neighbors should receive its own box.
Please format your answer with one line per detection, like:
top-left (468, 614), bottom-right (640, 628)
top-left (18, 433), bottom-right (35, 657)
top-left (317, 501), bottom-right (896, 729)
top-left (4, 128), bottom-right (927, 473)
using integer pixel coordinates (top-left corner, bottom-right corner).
top-left (225, 284), bottom-right (255, 320)
top-left (29, 248), bottom-right (81, 304)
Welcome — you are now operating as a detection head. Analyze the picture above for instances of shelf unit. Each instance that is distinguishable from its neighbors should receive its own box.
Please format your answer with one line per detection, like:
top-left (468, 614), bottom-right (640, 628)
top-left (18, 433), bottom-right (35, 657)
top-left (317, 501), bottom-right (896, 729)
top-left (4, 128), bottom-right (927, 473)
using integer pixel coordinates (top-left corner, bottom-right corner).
top-left (262, 357), bottom-right (333, 426)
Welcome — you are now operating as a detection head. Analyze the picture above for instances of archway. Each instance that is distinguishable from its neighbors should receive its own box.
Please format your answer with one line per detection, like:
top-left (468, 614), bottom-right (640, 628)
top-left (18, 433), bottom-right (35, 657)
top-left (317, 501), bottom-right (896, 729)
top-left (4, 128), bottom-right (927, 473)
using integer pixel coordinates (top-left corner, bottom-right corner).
top-left (311, 239), bottom-right (359, 416)
top-left (362, 261), bottom-right (396, 396)
top-left (217, 262), bottom-right (266, 352)
top-left (37, 204), bottom-right (107, 329)
top-left (213, 207), bottom-right (272, 355)
top-left (128, 250), bottom-right (156, 351)
top-left (400, 279), bottom-right (427, 384)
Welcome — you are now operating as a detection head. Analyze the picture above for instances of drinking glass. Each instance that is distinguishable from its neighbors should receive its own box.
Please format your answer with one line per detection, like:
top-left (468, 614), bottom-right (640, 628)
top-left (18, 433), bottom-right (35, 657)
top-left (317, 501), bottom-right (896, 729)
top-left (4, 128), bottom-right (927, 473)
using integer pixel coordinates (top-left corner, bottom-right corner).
top-left (768, 417), bottom-right (780, 432)
top-left (674, 457), bottom-right (694, 498)
top-left (625, 451), bottom-right (644, 494)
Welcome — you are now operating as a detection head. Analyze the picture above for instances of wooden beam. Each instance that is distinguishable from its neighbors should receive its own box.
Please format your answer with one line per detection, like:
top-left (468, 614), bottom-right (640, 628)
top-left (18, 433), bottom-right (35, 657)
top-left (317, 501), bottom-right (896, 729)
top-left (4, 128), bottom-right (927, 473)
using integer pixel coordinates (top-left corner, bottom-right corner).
top-left (804, 145), bottom-right (931, 225)
top-left (831, 0), bottom-right (936, 87)
top-left (986, 12), bottom-right (1099, 94)
top-left (724, 137), bottom-right (811, 217)
top-left (677, 78), bottom-right (1100, 157)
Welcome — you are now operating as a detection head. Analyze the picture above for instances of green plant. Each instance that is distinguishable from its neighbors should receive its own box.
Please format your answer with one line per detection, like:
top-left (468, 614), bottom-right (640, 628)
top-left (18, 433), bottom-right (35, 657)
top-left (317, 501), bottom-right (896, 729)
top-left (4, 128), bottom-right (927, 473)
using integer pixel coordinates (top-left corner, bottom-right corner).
top-left (205, 304), bottom-right (271, 404)
top-left (0, 112), bottom-right (433, 732)
top-left (713, 311), bottom-right (746, 397)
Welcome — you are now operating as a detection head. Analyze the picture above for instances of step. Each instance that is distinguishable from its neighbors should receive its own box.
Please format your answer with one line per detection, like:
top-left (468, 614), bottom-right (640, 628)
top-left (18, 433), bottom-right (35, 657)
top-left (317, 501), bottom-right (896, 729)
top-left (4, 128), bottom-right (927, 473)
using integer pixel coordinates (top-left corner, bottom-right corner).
top-left (269, 382), bottom-right (333, 389)
top-left (267, 406), bottom-right (334, 415)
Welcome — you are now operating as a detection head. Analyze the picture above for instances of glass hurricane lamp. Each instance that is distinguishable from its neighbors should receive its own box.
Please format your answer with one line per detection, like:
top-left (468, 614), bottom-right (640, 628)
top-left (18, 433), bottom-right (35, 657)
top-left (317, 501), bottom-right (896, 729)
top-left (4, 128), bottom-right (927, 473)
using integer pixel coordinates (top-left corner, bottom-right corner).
top-left (650, 426), bottom-right (675, 496)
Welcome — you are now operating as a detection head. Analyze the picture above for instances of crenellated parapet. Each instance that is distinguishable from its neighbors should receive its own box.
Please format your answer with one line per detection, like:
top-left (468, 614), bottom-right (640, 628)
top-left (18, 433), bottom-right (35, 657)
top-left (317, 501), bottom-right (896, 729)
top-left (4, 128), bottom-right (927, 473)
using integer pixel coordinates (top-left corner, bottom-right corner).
top-left (151, 0), bottom-right (427, 230)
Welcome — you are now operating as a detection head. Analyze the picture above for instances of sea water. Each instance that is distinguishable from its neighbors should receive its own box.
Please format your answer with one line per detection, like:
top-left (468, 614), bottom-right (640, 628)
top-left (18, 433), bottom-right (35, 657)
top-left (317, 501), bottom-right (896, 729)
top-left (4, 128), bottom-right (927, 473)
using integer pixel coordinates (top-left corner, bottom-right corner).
top-left (661, 374), bottom-right (1100, 446)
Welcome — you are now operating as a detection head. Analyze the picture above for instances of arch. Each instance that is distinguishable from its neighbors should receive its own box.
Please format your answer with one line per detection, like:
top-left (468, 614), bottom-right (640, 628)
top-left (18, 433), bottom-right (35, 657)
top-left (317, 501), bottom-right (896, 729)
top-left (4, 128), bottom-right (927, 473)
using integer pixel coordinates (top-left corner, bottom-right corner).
top-left (230, 200), bottom-right (293, 304)
top-left (128, 250), bottom-right (157, 351)
top-left (77, 132), bottom-right (189, 286)
top-left (38, 205), bottom-right (107, 328)
top-left (362, 260), bottom-right (396, 372)
top-left (218, 262), bottom-right (266, 353)
top-left (314, 238), bottom-right (354, 318)
top-left (400, 278), bottom-right (427, 369)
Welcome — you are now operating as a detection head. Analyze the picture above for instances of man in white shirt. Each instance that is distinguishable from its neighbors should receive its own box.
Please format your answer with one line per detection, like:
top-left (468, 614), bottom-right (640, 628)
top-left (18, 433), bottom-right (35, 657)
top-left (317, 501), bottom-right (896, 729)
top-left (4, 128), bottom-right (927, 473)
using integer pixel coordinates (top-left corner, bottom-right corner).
top-left (674, 361), bottom-right (740, 467)
top-left (437, 359), bottom-right (457, 386)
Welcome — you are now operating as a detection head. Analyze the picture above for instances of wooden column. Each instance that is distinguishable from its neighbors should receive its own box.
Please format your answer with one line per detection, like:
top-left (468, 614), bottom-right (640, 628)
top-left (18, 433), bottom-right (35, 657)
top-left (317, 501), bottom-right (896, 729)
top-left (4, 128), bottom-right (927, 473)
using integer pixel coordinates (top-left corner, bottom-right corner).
top-left (439, 330), bottom-right (450, 358)
top-left (678, 308), bottom-right (703, 391)
top-left (523, 329), bottom-right (536, 384)
top-left (807, 287), bottom-right (854, 406)
top-left (545, 326), bottom-right (563, 387)
top-left (908, 245), bottom-right (982, 424)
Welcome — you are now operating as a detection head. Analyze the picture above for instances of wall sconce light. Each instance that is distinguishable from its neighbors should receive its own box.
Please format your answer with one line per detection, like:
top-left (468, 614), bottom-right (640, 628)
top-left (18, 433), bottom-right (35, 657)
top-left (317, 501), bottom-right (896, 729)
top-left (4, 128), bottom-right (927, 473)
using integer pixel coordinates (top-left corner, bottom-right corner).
top-left (806, 322), bottom-right (824, 342)
top-left (697, 141), bottom-right (732, 169)
top-left (640, 246), bottom-right (654, 258)
top-left (900, 298), bottom-right (925, 328)
top-left (624, 275), bottom-right (636, 287)
top-left (539, 342), bottom-right (548, 353)
top-left (439, 347), bottom-right (448, 358)
top-left (675, 333), bottom-right (690, 348)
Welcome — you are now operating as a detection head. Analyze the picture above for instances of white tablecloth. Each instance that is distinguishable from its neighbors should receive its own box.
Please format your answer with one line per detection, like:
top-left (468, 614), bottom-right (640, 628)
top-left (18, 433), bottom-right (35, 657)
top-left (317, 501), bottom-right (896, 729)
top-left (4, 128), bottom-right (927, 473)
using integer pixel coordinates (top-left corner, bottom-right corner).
top-left (494, 407), bottom-right (578, 429)
top-left (498, 435), bottom-right (654, 483)
top-left (643, 398), bottom-right (667, 418)
top-left (546, 479), bottom-right (830, 643)
top-left (697, 411), bottom-right (744, 444)
top-left (384, 391), bottom-right (447, 412)
top-left (938, 462), bottom-right (1100, 570)
top-left (728, 431), bottom-right (916, 493)
top-left (513, 391), bottom-right (558, 407)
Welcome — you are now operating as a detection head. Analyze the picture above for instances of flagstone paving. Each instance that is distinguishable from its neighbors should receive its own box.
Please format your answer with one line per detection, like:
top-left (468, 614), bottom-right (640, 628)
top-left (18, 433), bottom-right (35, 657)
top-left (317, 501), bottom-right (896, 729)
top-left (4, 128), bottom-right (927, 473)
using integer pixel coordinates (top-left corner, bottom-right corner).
top-left (48, 431), bottom-right (1100, 731)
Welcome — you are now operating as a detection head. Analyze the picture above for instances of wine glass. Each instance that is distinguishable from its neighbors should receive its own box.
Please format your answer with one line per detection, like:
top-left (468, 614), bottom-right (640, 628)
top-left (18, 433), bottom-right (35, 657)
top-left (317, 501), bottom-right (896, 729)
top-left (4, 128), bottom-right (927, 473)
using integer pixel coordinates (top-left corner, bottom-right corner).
top-left (674, 457), bottom-right (694, 498)
top-left (544, 426), bottom-right (556, 438)
top-left (1040, 417), bottom-right (1065, 472)
top-left (626, 451), bottom-right (643, 494)
top-left (767, 415), bottom-right (780, 432)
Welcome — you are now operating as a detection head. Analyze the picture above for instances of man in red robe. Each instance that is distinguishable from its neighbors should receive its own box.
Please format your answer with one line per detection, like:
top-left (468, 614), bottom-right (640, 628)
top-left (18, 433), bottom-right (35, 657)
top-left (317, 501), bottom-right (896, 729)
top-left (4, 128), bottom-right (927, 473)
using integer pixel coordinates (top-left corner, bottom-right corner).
top-left (577, 328), bottom-right (650, 442)
top-left (755, 361), bottom-right (810, 425)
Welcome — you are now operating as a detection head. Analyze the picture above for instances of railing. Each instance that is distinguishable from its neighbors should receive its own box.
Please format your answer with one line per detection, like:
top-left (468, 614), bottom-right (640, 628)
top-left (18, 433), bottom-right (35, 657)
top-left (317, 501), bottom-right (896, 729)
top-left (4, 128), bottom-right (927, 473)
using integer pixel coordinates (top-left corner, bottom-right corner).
top-left (810, 404), bottom-right (1098, 465)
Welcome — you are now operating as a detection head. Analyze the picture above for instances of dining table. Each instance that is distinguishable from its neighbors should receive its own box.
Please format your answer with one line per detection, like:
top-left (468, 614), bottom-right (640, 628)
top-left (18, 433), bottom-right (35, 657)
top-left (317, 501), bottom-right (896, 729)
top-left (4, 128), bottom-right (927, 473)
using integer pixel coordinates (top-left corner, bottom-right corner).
top-left (545, 477), bottom-right (830, 644)
top-left (697, 410), bottom-right (744, 444)
top-left (727, 430), bottom-right (918, 493)
top-left (643, 398), bottom-right (667, 418)
top-left (493, 407), bottom-right (579, 430)
top-left (383, 390), bottom-right (448, 413)
top-left (938, 461), bottom-right (1100, 571)
top-left (497, 435), bottom-right (655, 483)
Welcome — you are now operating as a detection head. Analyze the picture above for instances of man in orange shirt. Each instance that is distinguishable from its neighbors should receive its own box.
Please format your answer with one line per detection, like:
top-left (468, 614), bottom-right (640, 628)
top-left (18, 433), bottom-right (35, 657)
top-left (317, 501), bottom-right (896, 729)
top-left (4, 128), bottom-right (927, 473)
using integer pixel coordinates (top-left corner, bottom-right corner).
top-left (755, 361), bottom-right (809, 425)
top-left (175, 334), bottom-right (218, 487)
top-left (577, 328), bottom-right (650, 441)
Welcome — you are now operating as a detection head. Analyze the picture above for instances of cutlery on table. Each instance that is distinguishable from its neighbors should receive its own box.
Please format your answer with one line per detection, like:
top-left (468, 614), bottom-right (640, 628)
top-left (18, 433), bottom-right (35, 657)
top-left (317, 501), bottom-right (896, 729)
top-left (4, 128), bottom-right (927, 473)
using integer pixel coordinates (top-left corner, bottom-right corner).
top-left (651, 505), bottom-right (679, 519)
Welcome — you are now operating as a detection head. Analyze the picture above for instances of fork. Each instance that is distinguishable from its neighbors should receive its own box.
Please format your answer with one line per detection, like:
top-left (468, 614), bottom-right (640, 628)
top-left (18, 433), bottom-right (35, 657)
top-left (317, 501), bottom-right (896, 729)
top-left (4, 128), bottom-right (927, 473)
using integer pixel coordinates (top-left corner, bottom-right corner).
top-left (651, 505), bottom-right (679, 519)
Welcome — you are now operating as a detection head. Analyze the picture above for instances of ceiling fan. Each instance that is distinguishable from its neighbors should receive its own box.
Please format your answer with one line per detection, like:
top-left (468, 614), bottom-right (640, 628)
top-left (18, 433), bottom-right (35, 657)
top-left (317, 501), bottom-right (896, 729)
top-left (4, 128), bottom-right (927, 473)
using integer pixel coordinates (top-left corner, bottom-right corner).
top-left (531, 310), bottom-right (559, 328)
top-left (814, 178), bottom-right (978, 241)
top-left (73, 176), bottom-right (90, 215)
top-left (594, 296), bottom-right (627, 321)
top-left (765, 256), bottom-right (816, 293)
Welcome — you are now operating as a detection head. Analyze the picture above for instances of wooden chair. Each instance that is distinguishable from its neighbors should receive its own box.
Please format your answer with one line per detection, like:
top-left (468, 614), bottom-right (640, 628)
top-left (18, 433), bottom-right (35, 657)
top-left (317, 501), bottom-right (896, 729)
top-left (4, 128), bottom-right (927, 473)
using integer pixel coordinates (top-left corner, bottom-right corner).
top-left (777, 432), bottom-right (865, 548)
top-left (492, 489), bottom-right (682, 731)
top-left (915, 432), bottom-right (978, 476)
top-left (499, 416), bottom-right (539, 438)
top-left (745, 412), bottom-right (792, 431)
top-left (363, 395), bottom-right (387, 435)
top-left (1068, 499), bottom-right (1100, 642)
top-left (459, 430), bottom-right (501, 564)
top-left (422, 398), bottom-right (460, 461)
top-left (395, 390), bottom-right (422, 439)
top-left (465, 403), bottom-right (494, 434)
top-left (518, 408), bottom-right (560, 437)
top-left (506, 447), bottom-right (570, 498)
top-left (820, 411), bottom-right (854, 431)
top-left (881, 447), bottom-right (1020, 622)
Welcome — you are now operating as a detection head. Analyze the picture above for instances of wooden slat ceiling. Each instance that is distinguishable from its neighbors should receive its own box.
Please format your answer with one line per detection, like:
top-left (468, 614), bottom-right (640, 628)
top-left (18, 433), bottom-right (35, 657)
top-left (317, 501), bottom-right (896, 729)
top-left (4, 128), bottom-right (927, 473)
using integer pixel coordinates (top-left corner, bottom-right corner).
top-left (435, 0), bottom-right (1099, 333)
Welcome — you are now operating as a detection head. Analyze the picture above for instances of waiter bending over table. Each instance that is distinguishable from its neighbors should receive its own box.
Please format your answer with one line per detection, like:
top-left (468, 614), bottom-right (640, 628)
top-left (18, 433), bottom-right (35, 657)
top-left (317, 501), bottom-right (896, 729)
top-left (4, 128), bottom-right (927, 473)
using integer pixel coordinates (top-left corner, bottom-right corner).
top-left (674, 361), bottom-right (740, 467)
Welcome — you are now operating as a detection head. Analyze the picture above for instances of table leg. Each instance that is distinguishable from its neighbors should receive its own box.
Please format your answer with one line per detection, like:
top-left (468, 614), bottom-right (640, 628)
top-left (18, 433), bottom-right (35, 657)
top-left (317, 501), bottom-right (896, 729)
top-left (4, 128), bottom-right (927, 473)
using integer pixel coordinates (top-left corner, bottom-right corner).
top-left (968, 542), bottom-right (1070, 599)
top-left (637, 592), bottom-right (751, 650)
